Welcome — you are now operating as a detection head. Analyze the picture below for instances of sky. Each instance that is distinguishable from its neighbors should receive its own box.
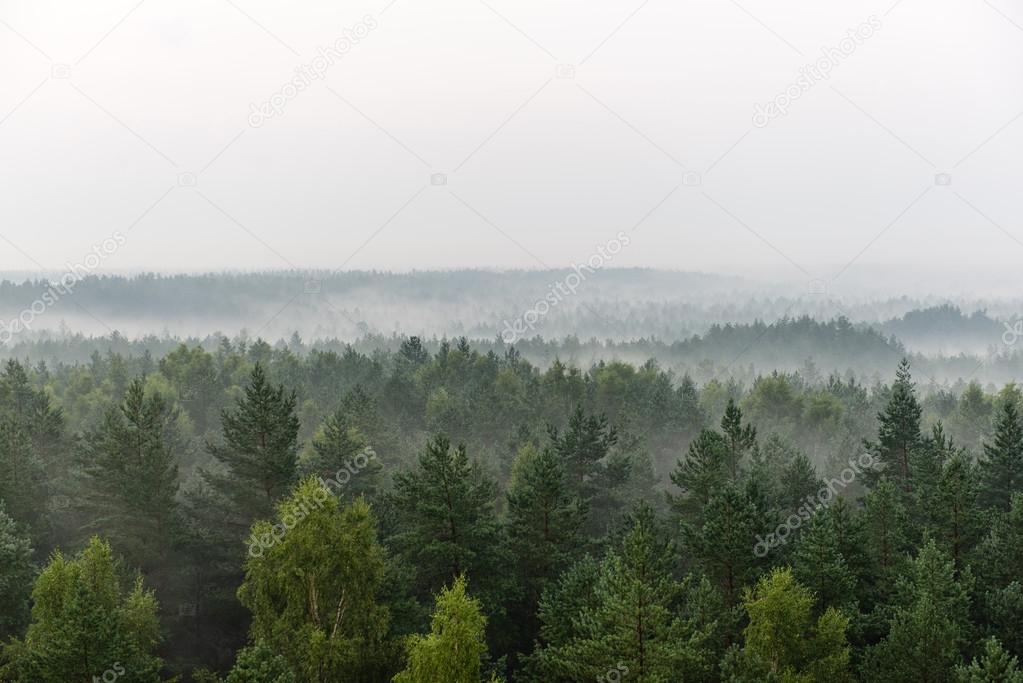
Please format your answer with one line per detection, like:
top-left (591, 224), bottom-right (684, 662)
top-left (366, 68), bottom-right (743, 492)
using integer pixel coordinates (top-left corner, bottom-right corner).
top-left (1, 0), bottom-right (1022, 296)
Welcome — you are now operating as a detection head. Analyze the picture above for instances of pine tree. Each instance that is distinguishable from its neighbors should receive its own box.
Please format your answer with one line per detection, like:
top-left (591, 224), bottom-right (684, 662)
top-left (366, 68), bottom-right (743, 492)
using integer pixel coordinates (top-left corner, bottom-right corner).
top-left (669, 429), bottom-right (728, 523)
top-left (393, 575), bottom-right (496, 683)
top-left (548, 406), bottom-right (620, 500)
top-left (78, 376), bottom-right (180, 573)
top-left (791, 512), bottom-right (858, 614)
top-left (979, 401), bottom-right (1023, 511)
top-left (0, 502), bottom-right (34, 641)
top-left (862, 477), bottom-right (911, 592)
top-left (519, 555), bottom-right (603, 682)
top-left (721, 399), bottom-right (756, 481)
top-left (203, 363), bottom-right (300, 529)
top-left (867, 359), bottom-right (923, 492)
top-left (238, 479), bottom-right (392, 682)
top-left (684, 484), bottom-right (766, 606)
top-left (866, 540), bottom-right (973, 683)
top-left (0, 537), bottom-right (165, 682)
top-left (505, 445), bottom-right (584, 655)
top-left (955, 638), bottom-right (1023, 683)
top-left (529, 505), bottom-right (715, 682)
top-left (924, 452), bottom-right (981, 572)
top-left (300, 407), bottom-right (382, 501)
top-left (387, 435), bottom-right (505, 608)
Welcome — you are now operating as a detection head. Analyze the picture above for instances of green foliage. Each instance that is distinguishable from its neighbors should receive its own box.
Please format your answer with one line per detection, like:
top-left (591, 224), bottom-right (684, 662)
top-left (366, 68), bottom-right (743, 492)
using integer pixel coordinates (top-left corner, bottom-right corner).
top-left (955, 638), bottom-right (1023, 683)
top-left (980, 401), bottom-right (1023, 511)
top-left (393, 575), bottom-right (495, 683)
top-left (203, 363), bottom-right (300, 529)
top-left (0, 502), bottom-right (34, 641)
top-left (0, 537), bottom-right (165, 682)
top-left (238, 479), bottom-right (391, 682)
top-left (865, 539), bottom-right (973, 683)
top-left (529, 504), bottom-right (716, 682)
top-left (726, 567), bottom-right (851, 683)
top-left (78, 377), bottom-right (180, 572)
top-left (388, 435), bottom-right (506, 609)
top-left (866, 359), bottom-right (923, 492)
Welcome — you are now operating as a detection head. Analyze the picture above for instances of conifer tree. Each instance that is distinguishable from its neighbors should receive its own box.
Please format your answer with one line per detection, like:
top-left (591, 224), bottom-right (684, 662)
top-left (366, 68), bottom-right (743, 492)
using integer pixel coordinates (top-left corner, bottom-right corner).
top-left (388, 435), bottom-right (505, 608)
top-left (669, 429), bottom-right (728, 523)
top-left (685, 484), bottom-right (767, 606)
top-left (530, 505), bottom-right (715, 682)
top-left (955, 638), bottom-right (1023, 683)
top-left (505, 445), bottom-right (584, 652)
top-left (78, 376), bottom-right (180, 573)
top-left (924, 452), bottom-right (981, 572)
top-left (865, 540), bottom-right (973, 683)
top-left (721, 399), bottom-right (756, 481)
top-left (203, 363), bottom-right (300, 529)
top-left (979, 401), bottom-right (1023, 511)
top-left (0, 501), bottom-right (34, 641)
top-left (300, 407), bottom-right (382, 501)
top-left (866, 359), bottom-right (923, 492)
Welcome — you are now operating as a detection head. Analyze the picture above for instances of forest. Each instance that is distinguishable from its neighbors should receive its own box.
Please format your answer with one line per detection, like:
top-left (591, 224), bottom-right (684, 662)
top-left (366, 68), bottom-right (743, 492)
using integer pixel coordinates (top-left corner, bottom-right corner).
top-left (0, 332), bottom-right (1021, 681)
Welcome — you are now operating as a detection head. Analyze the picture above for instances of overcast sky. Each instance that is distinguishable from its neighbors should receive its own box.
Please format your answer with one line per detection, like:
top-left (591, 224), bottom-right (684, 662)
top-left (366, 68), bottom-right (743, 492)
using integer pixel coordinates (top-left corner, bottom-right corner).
top-left (1, 0), bottom-right (1022, 295)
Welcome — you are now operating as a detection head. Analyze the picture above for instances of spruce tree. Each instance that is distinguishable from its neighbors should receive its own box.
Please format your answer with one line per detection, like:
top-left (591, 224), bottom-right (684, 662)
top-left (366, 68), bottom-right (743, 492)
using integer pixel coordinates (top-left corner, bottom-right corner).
top-left (865, 539), bottom-right (973, 683)
top-left (387, 435), bottom-right (505, 609)
top-left (979, 401), bottom-right (1023, 511)
top-left (955, 638), bottom-right (1023, 683)
top-left (505, 445), bottom-right (584, 655)
top-left (0, 502), bottom-right (34, 641)
top-left (78, 376), bottom-right (180, 573)
top-left (867, 359), bottom-right (923, 492)
top-left (720, 399), bottom-right (756, 480)
top-left (203, 363), bottom-right (300, 529)
top-left (669, 429), bottom-right (728, 523)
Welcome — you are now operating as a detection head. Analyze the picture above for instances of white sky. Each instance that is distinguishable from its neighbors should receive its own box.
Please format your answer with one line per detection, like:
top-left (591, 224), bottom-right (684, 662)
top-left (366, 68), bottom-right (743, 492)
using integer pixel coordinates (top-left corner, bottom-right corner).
top-left (1, 0), bottom-right (1022, 296)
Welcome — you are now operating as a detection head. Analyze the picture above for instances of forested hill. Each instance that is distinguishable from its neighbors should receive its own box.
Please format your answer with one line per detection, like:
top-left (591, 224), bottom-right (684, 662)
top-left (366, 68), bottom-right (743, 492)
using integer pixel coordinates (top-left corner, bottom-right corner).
top-left (3, 314), bottom-right (1022, 386)
top-left (0, 271), bottom-right (1018, 353)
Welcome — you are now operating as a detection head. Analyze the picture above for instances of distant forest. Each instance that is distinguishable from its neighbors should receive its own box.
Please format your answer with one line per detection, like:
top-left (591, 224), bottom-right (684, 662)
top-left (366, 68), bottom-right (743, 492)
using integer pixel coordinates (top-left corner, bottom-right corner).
top-left (0, 271), bottom-right (1019, 360)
